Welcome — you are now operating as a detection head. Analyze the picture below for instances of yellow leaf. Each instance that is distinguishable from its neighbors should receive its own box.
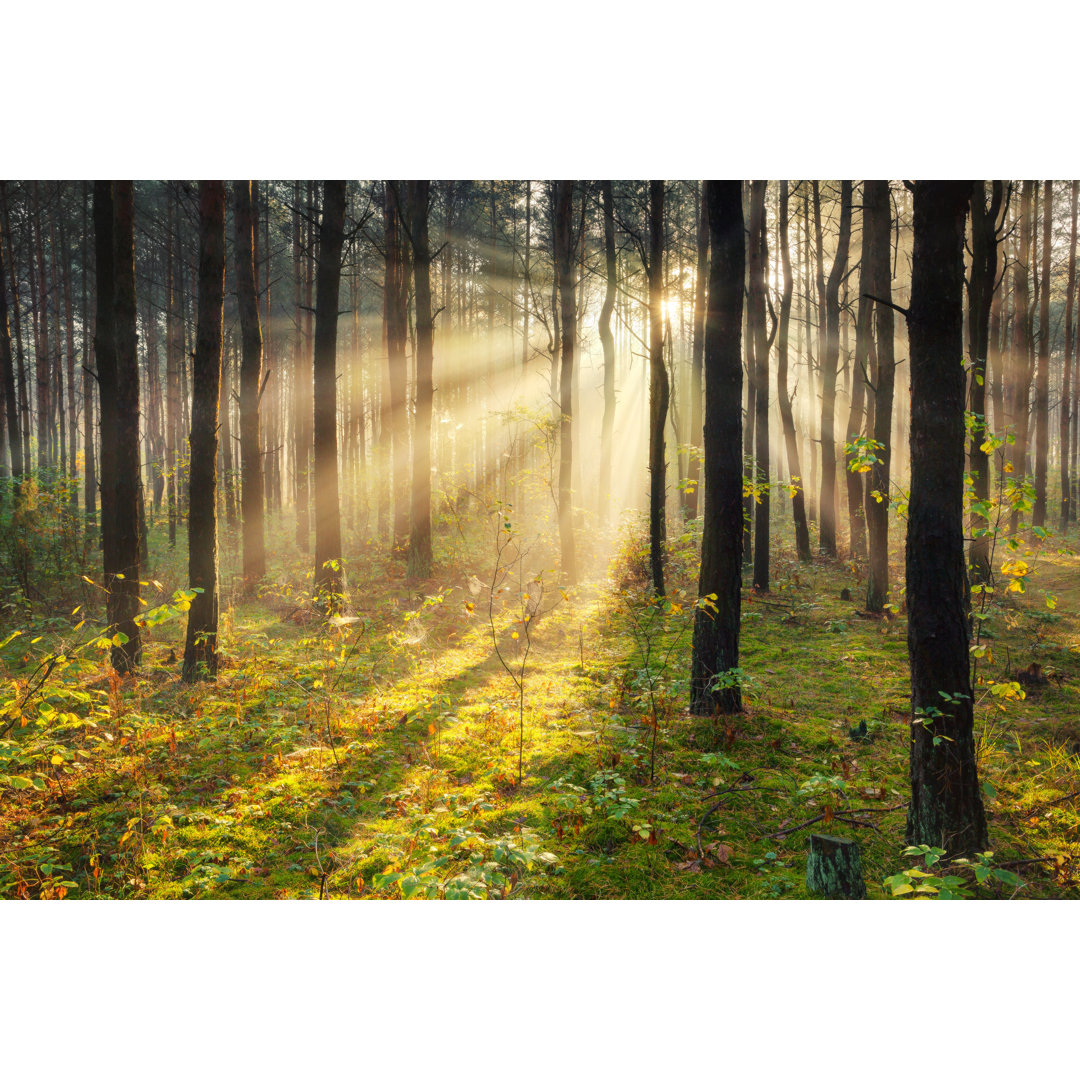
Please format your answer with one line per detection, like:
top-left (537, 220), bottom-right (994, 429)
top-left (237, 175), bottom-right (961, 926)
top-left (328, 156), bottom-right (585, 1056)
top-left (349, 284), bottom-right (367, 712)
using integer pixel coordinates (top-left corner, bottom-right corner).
top-left (511, 631), bottom-right (519, 640)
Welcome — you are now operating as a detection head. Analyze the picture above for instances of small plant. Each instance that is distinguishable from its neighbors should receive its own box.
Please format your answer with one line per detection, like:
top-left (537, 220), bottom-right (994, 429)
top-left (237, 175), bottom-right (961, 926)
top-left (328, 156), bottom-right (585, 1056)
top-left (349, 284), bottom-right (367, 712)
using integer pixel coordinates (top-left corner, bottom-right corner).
top-left (883, 845), bottom-right (1021, 899)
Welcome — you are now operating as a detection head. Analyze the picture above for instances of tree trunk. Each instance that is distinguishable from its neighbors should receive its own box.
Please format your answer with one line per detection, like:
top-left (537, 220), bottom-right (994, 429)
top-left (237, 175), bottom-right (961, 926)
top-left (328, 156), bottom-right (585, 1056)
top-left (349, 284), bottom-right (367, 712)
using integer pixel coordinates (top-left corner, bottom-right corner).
top-left (690, 181), bottom-right (744, 716)
top-left (967, 181), bottom-right (1004, 582)
top-left (407, 180), bottom-right (435, 580)
top-left (805, 833), bottom-right (867, 899)
top-left (648, 179), bottom-right (668, 595)
top-left (554, 180), bottom-right (578, 584)
top-left (0, 191), bottom-right (22, 494)
top-left (1033, 180), bottom-right (1052, 529)
top-left (313, 180), bottom-right (346, 604)
top-left (182, 180), bottom-right (226, 681)
top-left (233, 180), bottom-right (266, 585)
top-left (166, 188), bottom-right (180, 548)
top-left (1062, 180), bottom-right (1078, 530)
top-left (598, 180), bottom-right (617, 527)
top-left (750, 181), bottom-right (771, 591)
top-left (777, 180), bottom-right (811, 562)
top-left (688, 184), bottom-right (708, 521)
top-left (818, 181), bottom-right (852, 557)
top-left (96, 180), bottom-right (142, 674)
top-left (905, 180), bottom-right (988, 857)
top-left (1007, 180), bottom-right (1034, 535)
top-left (863, 181), bottom-right (896, 613)
top-left (384, 180), bottom-right (410, 555)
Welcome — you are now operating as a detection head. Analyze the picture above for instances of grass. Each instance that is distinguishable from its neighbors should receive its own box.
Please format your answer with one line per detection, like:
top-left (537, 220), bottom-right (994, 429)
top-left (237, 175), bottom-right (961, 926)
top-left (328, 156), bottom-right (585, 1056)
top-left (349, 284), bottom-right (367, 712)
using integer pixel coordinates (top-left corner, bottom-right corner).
top-left (3, 492), bottom-right (1080, 901)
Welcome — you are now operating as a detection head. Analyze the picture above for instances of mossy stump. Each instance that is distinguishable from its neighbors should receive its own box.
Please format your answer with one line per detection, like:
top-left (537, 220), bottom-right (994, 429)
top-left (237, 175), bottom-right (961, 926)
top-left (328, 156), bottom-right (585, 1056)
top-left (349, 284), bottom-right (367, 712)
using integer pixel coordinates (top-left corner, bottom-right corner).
top-left (806, 833), bottom-right (866, 899)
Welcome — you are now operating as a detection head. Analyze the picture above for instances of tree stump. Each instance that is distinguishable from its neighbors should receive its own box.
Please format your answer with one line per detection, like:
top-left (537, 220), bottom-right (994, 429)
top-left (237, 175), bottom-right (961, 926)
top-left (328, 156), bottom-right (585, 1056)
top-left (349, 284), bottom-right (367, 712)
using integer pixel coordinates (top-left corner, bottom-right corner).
top-left (806, 833), bottom-right (866, 899)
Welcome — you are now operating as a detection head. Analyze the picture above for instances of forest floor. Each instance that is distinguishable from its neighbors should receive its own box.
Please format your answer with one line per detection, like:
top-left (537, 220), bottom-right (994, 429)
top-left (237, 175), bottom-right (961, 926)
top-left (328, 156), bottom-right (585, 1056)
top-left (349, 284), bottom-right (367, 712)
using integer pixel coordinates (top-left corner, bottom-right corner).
top-left (3, 498), bottom-right (1080, 900)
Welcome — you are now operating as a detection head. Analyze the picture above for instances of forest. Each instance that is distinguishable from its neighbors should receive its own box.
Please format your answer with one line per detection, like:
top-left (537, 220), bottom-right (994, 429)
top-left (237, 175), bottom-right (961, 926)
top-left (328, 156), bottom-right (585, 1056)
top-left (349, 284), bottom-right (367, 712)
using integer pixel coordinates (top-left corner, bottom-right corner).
top-left (2, 176), bottom-right (1079, 903)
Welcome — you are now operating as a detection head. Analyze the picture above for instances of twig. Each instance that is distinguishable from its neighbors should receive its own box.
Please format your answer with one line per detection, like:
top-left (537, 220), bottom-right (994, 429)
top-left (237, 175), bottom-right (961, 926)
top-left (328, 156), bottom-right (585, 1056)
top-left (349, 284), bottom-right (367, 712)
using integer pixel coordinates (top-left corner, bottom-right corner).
top-left (696, 782), bottom-right (754, 857)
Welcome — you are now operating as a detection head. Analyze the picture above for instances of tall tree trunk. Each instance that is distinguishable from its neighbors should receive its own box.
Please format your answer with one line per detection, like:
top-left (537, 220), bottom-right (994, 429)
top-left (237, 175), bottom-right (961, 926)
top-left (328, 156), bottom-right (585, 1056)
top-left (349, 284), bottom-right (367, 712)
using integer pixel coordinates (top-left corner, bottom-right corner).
top-left (233, 180), bottom-right (266, 585)
top-left (863, 180), bottom-right (896, 613)
top-left (818, 180), bottom-right (852, 557)
top-left (407, 180), bottom-right (435, 580)
top-left (688, 184), bottom-right (708, 521)
top-left (0, 193), bottom-right (20, 494)
top-left (1062, 180), bottom-right (1078, 530)
top-left (1033, 180), bottom-right (1052, 529)
top-left (846, 185), bottom-right (871, 563)
top-left (1008, 180), bottom-right (1034, 535)
top-left (647, 179), bottom-right (668, 595)
top-left (554, 180), bottom-right (578, 584)
top-left (313, 180), bottom-right (346, 603)
top-left (58, 202), bottom-right (78, 509)
top-left (384, 180), bottom-right (410, 554)
top-left (777, 180), bottom-right (811, 562)
top-left (967, 181), bottom-right (1004, 582)
top-left (906, 180), bottom-right (988, 857)
top-left (96, 180), bottom-right (142, 673)
top-left (690, 181), bottom-right (744, 716)
top-left (598, 180), bottom-right (617, 528)
top-left (31, 183), bottom-right (51, 474)
top-left (748, 181), bottom-right (771, 590)
top-left (166, 189), bottom-right (180, 548)
top-left (182, 181), bottom-right (226, 681)
top-left (521, 180), bottom-right (531, 368)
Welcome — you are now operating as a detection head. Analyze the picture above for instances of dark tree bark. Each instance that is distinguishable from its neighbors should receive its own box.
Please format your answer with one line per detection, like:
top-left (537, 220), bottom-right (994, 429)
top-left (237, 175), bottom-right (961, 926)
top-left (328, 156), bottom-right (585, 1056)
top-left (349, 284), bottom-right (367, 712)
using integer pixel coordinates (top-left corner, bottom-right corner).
top-left (0, 196), bottom-right (22, 494)
top-left (233, 181), bottom-right (266, 586)
top-left (1033, 180), bottom-right (1052, 529)
top-left (81, 182), bottom-right (96, 532)
top-left (57, 203), bottom-right (78, 508)
top-left (292, 181), bottom-right (311, 551)
top-left (182, 181), bottom-right (226, 681)
top-left (776, 180), bottom-right (811, 562)
top-left (863, 181), bottom-right (896, 613)
top-left (688, 184), bottom-right (708, 521)
top-left (1062, 180), bottom-right (1078, 530)
top-left (967, 181), bottom-right (1004, 583)
top-left (647, 179), bottom-right (668, 595)
top-left (407, 179), bottom-right (435, 580)
top-left (166, 188), bottom-right (180, 548)
top-left (1007, 180), bottom-right (1034, 535)
top-left (906, 181), bottom-right (988, 857)
top-left (818, 180), bottom-right (852, 557)
top-left (847, 185), bottom-right (872, 563)
top-left (598, 180), bottom-right (617, 527)
top-left (690, 181), bottom-right (744, 716)
top-left (750, 181), bottom-right (771, 591)
top-left (313, 180), bottom-right (346, 604)
top-left (384, 180), bottom-right (410, 555)
top-left (96, 181), bottom-right (142, 674)
top-left (553, 180), bottom-right (578, 584)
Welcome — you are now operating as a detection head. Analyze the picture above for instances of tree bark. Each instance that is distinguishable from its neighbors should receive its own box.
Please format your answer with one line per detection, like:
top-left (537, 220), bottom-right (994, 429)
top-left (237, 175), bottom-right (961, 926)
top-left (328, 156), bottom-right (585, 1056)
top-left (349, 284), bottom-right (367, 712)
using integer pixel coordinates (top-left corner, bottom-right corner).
top-left (1007, 180), bottom-right (1034, 535)
top-left (647, 179), bottom-right (668, 595)
top-left (384, 180), bottom-right (410, 554)
top-left (1033, 180), bottom-right (1052, 529)
top-left (750, 181), bottom-right (771, 591)
top-left (598, 180), bottom-right (617, 527)
top-left (688, 184), bottom-right (708, 521)
top-left (690, 181), bottom-right (744, 716)
top-left (0, 190), bottom-right (22, 494)
top-left (818, 180), bottom-right (852, 557)
top-left (1062, 180), bottom-right (1078, 530)
top-left (233, 180), bottom-right (266, 585)
top-left (553, 180), bottom-right (578, 584)
top-left (407, 179), bottom-right (435, 580)
top-left (182, 181), bottom-right (226, 681)
top-left (863, 180), bottom-right (896, 613)
top-left (777, 180), bottom-right (811, 562)
top-left (905, 180), bottom-right (988, 858)
top-left (313, 180), bottom-right (346, 604)
top-left (96, 180), bottom-right (142, 673)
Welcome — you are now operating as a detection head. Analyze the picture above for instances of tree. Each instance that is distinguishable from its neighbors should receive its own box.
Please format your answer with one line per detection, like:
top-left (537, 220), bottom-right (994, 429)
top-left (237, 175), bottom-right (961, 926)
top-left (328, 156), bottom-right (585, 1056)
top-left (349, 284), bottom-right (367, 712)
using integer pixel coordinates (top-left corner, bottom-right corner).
top-left (598, 180), bottom-right (617, 527)
top-left (384, 180), bottom-right (410, 555)
top-left (553, 180), bottom-right (578, 584)
top-left (688, 185), bottom-right (708, 521)
top-left (0, 197), bottom-right (21, 495)
top-left (905, 180), bottom-right (988, 857)
top-left (95, 180), bottom-right (142, 674)
top-left (407, 179), bottom-right (435, 580)
top-left (182, 180), bottom-right (226, 681)
top-left (967, 180), bottom-right (1004, 583)
top-left (1061, 180), bottom-right (1078, 530)
top-left (776, 180), bottom-right (811, 562)
top-left (233, 181), bottom-right (266, 586)
top-left (1007, 180), bottom-right (1034, 535)
top-left (818, 180), bottom-right (852, 557)
top-left (863, 180), bottom-right (897, 613)
top-left (1033, 180), bottom-right (1052, 529)
top-left (647, 179), bottom-right (668, 595)
top-left (690, 181), bottom-right (744, 716)
top-left (749, 180), bottom-right (771, 591)
top-left (310, 180), bottom-right (347, 605)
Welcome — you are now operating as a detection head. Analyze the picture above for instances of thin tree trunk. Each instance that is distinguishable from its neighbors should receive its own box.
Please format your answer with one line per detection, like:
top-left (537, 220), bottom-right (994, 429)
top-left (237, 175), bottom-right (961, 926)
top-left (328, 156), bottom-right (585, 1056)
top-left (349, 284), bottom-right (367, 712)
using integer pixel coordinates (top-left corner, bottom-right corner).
top-left (1008, 180), bottom-right (1034, 535)
top-left (1033, 180), bottom-right (1052, 529)
top-left (407, 180), bottom-right (435, 580)
top-left (647, 179), bottom-right (668, 595)
top-left (0, 188), bottom-right (21, 494)
top-left (384, 180), bottom-right (410, 554)
top-left (688, 184), bottom-right (708, 521)
top-left (1061, 180), bottom-right (1078, 530)
top-left (554, 180), bottom-right (578, 584)
top-left (182, 180), bottom-right (226, 681)
top-left (749, 181), bottom-right (771, 590)
top-left (313, 181), bottom-right (346, 604)
top-left (598, 180), bottom-right (617, 527)
top-left (233, 180), bottom-right (266, 585)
